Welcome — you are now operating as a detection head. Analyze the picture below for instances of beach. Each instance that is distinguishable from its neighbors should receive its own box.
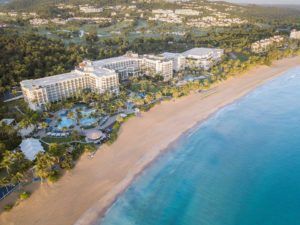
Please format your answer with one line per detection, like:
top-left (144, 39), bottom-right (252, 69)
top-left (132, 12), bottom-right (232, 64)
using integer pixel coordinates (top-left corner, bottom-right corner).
top-left (0, 56), bottom-right (299, 225)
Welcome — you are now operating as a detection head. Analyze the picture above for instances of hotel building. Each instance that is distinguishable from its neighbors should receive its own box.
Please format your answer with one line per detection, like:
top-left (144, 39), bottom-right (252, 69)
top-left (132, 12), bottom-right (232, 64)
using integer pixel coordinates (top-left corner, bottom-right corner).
top-left (182, 48), bottom-right (224, 70)
top-left (161, 52), bottom-right (186, 71)
top-left (162, 48), bottom-right (224, 71)
top-left (93, 52), bottom-right (143, 80)
top-left (21, 48), bottom-right (223, 110)
top-left (142, 55), bottom-right (174, 81)
top-left (21, 62), bottom-right (119, 111)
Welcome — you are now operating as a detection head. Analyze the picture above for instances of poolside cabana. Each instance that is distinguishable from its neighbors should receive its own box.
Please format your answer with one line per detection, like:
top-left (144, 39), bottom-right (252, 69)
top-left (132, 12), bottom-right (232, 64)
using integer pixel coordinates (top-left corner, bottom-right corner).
top-left (20, 138), bottom-right (44, 161)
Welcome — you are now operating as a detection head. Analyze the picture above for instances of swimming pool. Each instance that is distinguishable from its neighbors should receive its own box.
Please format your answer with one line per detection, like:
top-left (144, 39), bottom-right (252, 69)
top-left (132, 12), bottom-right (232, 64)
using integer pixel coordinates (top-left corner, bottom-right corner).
top-left (55, 105), bottom-right (99, 129)
top-left (57, 116), bottom-right (76, 130)
top-left (80, 117), bottom-right (97, 126)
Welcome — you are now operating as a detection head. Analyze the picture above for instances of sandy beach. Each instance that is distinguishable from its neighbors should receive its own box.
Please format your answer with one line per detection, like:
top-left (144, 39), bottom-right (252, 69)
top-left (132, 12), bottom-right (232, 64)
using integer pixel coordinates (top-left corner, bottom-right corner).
top-left (0, 56), bottom-right (299, 225)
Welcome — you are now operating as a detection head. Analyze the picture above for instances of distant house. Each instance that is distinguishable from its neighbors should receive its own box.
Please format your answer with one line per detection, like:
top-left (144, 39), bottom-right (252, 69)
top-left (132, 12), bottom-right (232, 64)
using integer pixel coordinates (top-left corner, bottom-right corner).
top-left (19, 138), bottom-right (44, 161)
top-left (251, 36), bottom-right (284, 53)
top-left (79, 5), bottom-right (103, 13)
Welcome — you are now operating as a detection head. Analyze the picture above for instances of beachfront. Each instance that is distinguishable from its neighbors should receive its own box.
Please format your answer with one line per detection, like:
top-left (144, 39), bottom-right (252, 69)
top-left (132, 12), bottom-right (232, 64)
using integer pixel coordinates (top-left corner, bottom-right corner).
top-left (0, 56), bottom-right (299, 225)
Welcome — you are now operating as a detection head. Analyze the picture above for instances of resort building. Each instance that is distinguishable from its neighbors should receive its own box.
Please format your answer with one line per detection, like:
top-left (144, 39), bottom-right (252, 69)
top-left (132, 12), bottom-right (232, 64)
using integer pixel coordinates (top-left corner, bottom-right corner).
top-left (290, 29), bottom-right (300, 40)
top-left (162, 48), bottom-right (224, 71)
top-left (181, 48), bottom-right (224, 70)
top-left (161, 52), bottom-right (186, 71)
top-left (92, 52), bottom-right (143, 80)
top-left (21, 64), bottom-right (119, 111)
top-left (142, 55), bottom-right (174, 81)
top-left (20, 48), bottom-right (223, 110)
top-left (251, 35), bottom-right (284, 53)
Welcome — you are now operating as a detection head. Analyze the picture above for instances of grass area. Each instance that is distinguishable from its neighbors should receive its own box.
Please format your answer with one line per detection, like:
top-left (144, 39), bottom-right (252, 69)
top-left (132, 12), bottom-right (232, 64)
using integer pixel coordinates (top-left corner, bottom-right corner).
top-left (41, 135), bottom-right (85, 144)
top-left (107, 122), bottom-right (121, 145)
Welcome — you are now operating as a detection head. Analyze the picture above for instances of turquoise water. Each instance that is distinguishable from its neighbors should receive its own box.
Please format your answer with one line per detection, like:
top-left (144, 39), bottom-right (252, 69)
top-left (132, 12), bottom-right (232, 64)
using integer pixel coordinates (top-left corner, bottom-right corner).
top-left (57, 116), bottom-right (75, 129)
top-left (100, 67), bottom-right (300, 225)
top-left (56, 106), bottom-right (98, 129)
top-left (80, 117), bottom-right (97, 126)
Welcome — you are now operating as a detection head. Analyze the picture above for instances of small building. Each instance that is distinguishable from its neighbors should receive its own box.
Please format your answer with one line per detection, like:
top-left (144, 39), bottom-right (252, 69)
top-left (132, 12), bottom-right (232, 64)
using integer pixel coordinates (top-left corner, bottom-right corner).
top-left (0, 118), bottom-right (16, 126)
top-left (20, 138), bottom-right (44, 161)
top-left (85, 129), bottom-right (104, 143)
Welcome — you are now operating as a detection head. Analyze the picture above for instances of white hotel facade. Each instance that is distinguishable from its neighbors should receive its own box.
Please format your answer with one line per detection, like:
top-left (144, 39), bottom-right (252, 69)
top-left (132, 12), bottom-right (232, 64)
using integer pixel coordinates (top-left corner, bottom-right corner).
top-left (21, 48), bottom-right (224, 111)
top-left (162, 48), bottom-right (224, 71)
top-left (21, 62), bottom-right (119, 110)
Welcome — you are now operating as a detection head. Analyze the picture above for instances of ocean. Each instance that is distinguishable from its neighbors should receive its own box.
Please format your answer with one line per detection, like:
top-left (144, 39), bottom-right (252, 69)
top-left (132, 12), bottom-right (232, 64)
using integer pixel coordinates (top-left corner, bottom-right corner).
top-left (99, 67), bottom-right (300, 225)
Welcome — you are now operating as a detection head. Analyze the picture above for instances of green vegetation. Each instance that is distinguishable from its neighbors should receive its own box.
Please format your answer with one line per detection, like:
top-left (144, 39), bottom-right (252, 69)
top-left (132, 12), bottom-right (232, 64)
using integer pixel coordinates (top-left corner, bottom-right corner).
top-left (41, 136), bottom-right (76, 144)
top-left (108, 122), bottom-right (121, 145)
top-left (3, 203), bottom-right (13, 211)
top-left (0, 150), bottom-right (31, 185)
top-left (18, 191), bottom-right (31, 200)
top-left (0, 30), bottom-right (84, 94)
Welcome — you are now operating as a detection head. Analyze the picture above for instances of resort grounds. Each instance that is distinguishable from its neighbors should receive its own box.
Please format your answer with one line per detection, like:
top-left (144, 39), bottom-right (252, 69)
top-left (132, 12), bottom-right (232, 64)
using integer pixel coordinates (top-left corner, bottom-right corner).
top-left (0, 56), bottom-right (299, 225)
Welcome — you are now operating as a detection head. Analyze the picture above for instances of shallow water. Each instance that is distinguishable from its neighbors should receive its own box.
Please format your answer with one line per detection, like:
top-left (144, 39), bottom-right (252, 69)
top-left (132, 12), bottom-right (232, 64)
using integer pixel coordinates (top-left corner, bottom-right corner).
top-left (100, 68), bottom-right (300, 225)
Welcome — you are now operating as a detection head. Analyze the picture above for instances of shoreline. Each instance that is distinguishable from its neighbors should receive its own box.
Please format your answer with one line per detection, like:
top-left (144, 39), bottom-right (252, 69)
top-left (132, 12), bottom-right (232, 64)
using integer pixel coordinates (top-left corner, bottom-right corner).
top-left (78, 59), bottom-right (300, 225)
top-left (0, 56), bottom-right (299, 225)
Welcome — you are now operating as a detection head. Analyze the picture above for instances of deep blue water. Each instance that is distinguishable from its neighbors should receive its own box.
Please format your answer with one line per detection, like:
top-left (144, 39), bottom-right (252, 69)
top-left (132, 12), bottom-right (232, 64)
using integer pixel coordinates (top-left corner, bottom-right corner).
top-left (100, 67), bottom-right (300, 225)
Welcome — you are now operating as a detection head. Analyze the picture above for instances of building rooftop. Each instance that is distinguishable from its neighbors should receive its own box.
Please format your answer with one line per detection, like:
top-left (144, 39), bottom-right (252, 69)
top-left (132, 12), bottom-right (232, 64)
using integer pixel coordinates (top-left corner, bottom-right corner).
top-left (21, 65), bottom-right (116, 90)
top-left (182, 48), bottom-right (221, 57)
top-left (85, 129), bottom-right (103, 140)
top-left (19, 138), bottom-right (44, 161)
top-left (80, 63), bottom-right (117, 77)
top-left (20, 70), bottom-right (84, 89)
top-left (161, 52), bottom-right (182, 59)
top-left (92, 54), bottom-right (140, 67)
top-left (143, 54), bottom-right (171, 63)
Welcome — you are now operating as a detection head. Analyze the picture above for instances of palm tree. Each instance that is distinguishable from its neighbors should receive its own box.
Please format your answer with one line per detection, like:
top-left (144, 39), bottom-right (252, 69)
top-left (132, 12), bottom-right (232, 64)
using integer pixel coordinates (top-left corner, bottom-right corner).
top-left (40, 122), bottom-right (48, 129)
top-left (11, 172), bottom-right (24, 184)
top-left (84, 145), bottom-right (96, 153)
top-left (71, 130), bottom-right (80, 140)
top-left (116, 115), bottom-right (124, 123)
top-left (19, 117), bottom-right (32, 129)
top-left (0, 151), bottom-right (30, 184)
top-left (35, 152), bottom-right (57, 182)
top-left (0, 151), bottom-right (12, 174)
top-left (67, 111), bottom-right (75, 119)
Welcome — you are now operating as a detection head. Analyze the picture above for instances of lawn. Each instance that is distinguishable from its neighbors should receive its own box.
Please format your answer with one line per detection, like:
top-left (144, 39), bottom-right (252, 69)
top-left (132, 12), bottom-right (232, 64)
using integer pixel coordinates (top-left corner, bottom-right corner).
top-left (41, 135), bottom-right (85, 144)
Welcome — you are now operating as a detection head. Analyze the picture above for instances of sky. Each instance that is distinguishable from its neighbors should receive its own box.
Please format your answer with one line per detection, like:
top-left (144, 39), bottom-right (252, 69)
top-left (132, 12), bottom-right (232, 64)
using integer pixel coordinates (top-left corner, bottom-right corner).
top-left (222, 0), bottom-right (300, 5)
